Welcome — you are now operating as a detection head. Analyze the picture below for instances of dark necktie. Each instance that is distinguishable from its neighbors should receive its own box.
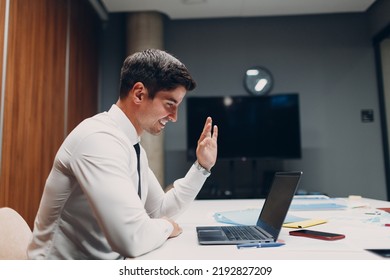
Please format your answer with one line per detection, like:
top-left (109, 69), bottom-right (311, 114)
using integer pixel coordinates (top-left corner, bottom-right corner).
top-left (133, 143), bottom-right (141, 199)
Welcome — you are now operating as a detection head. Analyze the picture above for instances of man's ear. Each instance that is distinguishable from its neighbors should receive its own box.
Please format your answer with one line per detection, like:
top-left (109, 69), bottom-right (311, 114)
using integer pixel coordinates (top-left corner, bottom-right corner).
top-left (132, 82), bottom-right (146, 104)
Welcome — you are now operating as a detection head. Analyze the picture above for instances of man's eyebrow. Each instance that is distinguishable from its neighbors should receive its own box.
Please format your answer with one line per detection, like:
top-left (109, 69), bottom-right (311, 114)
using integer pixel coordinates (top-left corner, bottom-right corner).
top-left (166, 97), bottom-right (179, 104)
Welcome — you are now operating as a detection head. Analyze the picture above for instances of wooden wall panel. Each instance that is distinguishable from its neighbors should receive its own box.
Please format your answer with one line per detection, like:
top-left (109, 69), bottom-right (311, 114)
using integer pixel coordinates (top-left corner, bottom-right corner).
top-left (0, 0), bottom-right (68, 227)
top-left (0, 0), bottom-right (100, 228)
top-left (67, 0), bottom-right (99, 133)
top-left (0, 0), bottom-right (5, 111)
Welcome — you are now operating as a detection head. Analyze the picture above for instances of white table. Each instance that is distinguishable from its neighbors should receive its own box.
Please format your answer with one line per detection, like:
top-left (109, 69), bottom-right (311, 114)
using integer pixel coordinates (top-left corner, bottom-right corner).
top-left (136, 197), bottom-right (390, 260)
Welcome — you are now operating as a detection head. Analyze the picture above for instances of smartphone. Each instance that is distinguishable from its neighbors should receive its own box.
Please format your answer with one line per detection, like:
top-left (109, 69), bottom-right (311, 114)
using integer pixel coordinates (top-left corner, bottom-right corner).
top-left (366, 249), bottom-right (390, 258)
top-left (289, 229), bottom-right (345, 241)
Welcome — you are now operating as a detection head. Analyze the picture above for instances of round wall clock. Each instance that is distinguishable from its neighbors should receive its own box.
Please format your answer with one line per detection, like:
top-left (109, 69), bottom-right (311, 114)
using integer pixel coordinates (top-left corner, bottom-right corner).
top-left (244, 66), bottom-right (273, 95)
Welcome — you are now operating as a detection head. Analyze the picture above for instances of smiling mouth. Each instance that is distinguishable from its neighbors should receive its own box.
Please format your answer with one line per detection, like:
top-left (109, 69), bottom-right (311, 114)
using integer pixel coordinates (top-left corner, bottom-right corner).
top-left (159, 119), bottom-right (168, 127)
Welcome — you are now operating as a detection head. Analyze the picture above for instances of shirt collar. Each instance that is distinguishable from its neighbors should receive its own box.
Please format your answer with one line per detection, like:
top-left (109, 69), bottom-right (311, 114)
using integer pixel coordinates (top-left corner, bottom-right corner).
top-left (107, 104), bottom-right (140, 145)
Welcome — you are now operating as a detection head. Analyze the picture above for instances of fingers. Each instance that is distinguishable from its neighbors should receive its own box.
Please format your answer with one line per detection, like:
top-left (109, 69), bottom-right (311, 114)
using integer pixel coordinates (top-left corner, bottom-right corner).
top-left (169, 221), bottom-right (183, 238)
top-left (162, 217), bottom-right (183, 238)
top-left (198, 117), bottom-right (214, 143)
top-left (201, 117), bottom-right (212, 139)
top-left (195, 117), bottom-right (218, 171)
top-left (212, 124), bottom-right (218, 141)
top-left (204, 116), bottom-right (212, 128)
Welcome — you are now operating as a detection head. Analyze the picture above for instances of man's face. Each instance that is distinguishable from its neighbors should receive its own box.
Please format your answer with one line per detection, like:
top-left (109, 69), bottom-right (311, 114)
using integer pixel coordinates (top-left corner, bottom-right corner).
top-left (138, 86), bottom-right (186, 135)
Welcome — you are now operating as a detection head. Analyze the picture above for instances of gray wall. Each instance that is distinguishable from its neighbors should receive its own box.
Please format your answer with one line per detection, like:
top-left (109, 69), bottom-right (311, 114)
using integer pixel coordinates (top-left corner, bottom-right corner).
top-left (369, 0), bottom-right (390, 35)
top-left (99, 12), bottom-right (388, 200)
top-left (98, 14), bottom-right (127, 112)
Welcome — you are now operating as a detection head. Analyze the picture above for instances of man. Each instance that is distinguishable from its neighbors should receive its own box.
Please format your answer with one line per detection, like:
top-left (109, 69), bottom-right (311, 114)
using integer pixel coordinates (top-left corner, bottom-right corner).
top-left (28, 49), bottom-right (218, 259)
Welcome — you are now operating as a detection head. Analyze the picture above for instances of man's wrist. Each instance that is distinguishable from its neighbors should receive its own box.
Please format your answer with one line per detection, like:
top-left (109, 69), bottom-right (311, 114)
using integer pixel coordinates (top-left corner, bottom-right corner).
top-left (194, 160), bottom-right (211, 176)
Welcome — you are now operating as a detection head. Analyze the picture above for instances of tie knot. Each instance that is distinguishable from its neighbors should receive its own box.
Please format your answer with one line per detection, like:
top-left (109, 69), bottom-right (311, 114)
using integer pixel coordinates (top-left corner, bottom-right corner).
top-left (133, 143), bottom-right (140, 155)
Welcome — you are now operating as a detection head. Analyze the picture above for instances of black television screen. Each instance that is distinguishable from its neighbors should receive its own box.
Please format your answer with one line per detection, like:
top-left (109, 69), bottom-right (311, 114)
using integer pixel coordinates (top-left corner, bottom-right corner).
top-left (186, 93), bottom-right (301, 160)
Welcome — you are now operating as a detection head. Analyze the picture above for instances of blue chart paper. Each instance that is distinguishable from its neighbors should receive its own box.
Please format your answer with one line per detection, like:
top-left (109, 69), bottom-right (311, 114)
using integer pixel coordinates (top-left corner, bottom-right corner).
top-left (289, 203), bottom-right (347, 211)
top-left (289, 197), bottom-right (348, 211)
top-left (214, 209), bottom-right (305, 226)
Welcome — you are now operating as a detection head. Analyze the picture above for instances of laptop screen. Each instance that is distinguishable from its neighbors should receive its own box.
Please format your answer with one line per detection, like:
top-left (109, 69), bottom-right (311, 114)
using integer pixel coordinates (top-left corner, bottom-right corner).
top-left (257, 172), bottom-right (301, 235)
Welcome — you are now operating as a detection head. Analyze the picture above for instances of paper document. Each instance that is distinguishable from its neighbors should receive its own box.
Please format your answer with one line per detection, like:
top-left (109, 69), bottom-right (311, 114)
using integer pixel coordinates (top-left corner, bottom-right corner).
top-left (290, 196), bottom-right (349, 210)
top-left (283, 219), bottom-right (327, 228)
top-left (214, 208), bottom-right (306, 226)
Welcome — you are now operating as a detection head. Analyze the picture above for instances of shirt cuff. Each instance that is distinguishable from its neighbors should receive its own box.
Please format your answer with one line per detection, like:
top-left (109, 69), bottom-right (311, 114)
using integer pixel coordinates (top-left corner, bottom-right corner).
top-left (193, 161), bottom-right (211, 177)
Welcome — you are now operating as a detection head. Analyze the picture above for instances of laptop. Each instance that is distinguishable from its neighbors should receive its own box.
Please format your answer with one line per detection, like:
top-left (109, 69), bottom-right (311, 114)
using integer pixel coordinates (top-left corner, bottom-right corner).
top-left (196, 171), bottom-right (302, 245)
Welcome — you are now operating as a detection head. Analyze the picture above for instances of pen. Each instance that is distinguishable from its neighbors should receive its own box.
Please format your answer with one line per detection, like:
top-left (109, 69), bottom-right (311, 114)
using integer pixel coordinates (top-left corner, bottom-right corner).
top-left (237, 242), bottom-right (285, 249)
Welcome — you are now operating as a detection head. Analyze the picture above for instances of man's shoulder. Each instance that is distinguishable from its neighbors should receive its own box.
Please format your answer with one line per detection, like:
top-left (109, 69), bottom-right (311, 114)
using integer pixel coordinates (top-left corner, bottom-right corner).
top-left (71, 112), bottom-right (117, 134)
top-left (65, 113), bottom-right (129, 146)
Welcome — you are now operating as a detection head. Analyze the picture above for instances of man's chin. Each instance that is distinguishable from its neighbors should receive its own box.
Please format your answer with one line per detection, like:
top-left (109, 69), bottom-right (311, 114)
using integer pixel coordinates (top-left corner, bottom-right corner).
top-left (146, 129), bottom-right (164, 136)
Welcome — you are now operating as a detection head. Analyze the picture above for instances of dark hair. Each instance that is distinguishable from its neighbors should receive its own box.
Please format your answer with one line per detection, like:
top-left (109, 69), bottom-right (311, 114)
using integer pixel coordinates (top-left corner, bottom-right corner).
top-left (119, 49), bottom-right (196, 99)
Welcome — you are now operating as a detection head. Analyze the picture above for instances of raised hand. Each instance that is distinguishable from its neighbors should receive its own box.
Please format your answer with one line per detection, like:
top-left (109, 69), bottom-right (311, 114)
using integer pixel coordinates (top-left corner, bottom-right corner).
top-left (196, 117), bottom-right (218, 171)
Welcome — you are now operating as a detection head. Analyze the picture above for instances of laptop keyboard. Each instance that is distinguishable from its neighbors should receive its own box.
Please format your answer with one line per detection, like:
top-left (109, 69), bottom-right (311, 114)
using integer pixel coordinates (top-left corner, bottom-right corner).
top-left (222, 226), bottom-right (269, 241)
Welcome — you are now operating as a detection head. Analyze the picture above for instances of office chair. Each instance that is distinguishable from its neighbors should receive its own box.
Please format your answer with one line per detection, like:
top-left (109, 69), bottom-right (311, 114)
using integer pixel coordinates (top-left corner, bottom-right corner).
top-left (0, 207), bottom-right (32, 259)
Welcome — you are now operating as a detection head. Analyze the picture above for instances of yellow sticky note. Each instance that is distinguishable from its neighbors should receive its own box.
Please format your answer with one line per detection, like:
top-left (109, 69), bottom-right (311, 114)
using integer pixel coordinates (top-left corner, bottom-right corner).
top-left (283, 219), bottom-right (327, 228)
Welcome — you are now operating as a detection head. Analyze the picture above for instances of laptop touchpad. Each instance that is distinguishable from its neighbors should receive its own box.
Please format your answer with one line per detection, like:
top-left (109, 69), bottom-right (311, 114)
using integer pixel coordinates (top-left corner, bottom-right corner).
top-left (198, 229), bottom-right (226, 240)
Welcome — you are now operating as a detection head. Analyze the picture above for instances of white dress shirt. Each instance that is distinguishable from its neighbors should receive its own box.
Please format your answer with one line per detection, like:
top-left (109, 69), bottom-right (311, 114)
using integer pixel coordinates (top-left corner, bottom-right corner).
top-left (28, 105), bottom-right (209, 259)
